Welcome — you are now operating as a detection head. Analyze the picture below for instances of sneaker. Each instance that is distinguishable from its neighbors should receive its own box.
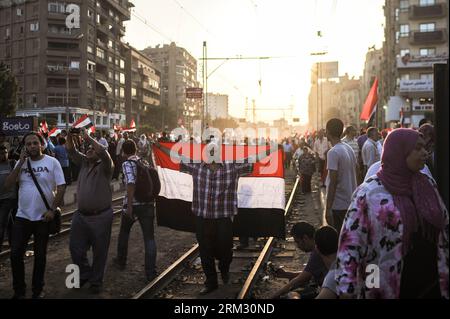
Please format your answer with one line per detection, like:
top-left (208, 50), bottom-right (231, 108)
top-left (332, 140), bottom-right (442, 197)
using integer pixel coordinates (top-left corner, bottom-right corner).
top-left (32, 291), bottom-right (46, 299)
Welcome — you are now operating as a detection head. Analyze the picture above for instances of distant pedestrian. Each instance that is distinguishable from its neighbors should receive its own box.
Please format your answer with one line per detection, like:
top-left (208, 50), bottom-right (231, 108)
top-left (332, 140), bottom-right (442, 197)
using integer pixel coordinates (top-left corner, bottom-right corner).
top-left (325, 119), bottom-right (357, 232)
top-left (361, 127), bottom-right (380, 176)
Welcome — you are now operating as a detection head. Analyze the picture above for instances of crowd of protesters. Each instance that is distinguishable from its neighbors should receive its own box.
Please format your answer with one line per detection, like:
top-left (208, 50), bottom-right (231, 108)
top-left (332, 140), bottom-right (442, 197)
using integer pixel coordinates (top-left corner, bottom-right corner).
top-left (0, 115), bottom-right (448, 299)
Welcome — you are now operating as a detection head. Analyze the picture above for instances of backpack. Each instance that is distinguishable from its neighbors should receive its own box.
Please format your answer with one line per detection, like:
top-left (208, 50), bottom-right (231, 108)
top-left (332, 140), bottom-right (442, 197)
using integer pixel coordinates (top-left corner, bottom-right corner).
top-left (127, 159), bottom-right (161, 202)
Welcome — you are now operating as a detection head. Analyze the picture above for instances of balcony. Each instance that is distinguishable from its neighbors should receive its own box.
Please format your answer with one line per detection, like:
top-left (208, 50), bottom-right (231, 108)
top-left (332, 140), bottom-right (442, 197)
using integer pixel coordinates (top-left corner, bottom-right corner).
top-left (46, 65), bottom-right (80, 75)
top-left (142, 95), bottom-right (159, 105)
top-left (409, 3), bottom-right (446, 20)
top-left (409, 29), bottom-right (447, 45)
top-left (105, 0), bottom-right (132, 20)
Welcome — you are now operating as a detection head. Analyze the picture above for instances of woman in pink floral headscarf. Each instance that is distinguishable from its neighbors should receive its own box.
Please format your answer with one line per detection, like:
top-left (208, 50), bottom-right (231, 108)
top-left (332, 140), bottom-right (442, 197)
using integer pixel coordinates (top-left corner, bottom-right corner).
top-left (335, 128), bottom-right (449, 299)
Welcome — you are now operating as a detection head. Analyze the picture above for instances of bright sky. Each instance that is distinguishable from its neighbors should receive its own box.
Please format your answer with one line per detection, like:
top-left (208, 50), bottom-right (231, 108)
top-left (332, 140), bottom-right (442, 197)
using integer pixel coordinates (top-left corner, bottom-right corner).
top-left (124, 0), bottom-right (385, 126)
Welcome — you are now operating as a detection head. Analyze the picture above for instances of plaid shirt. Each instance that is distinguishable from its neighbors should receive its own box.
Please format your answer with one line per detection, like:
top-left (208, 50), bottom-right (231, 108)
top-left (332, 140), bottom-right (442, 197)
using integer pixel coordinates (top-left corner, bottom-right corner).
top-left (180, 162), bottom-right (253, 219)
top-left (122, 155), bottom-right (151, 208)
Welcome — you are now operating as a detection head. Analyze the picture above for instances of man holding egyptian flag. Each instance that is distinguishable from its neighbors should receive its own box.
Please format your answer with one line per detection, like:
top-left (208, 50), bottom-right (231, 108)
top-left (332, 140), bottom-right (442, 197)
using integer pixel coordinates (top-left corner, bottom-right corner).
top-left (153, 139), bottom-right (283, 295)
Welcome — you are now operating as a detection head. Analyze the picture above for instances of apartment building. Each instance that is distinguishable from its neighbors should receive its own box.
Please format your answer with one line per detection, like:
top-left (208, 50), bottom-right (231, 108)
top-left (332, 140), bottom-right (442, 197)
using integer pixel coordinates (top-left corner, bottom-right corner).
top-left (124, 44), bottom-right (161, 127)
top-left (383, 0), bottom-right (448, 128)
top-left (142, 42), bottom-right (202, 131)
top-left (0, 0), bottom-right (134, 130)
top-left (206, 93), bottom-right (228, 120)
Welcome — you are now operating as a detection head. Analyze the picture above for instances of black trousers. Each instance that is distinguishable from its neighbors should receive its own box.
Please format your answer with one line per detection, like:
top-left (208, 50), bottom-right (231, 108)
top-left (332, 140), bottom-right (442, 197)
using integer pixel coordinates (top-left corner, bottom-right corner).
top-left (10, 217), bottom-right (49, 296)
top-left (195, 217), bottom-right (233, 288)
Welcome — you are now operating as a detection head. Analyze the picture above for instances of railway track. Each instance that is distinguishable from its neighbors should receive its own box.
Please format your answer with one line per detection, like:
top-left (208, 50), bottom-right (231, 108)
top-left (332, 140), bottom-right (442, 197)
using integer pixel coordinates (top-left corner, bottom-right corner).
top-left (0, 196), bottom-right (125, 259)
top-left (132, 172), bottom-right (301, 300)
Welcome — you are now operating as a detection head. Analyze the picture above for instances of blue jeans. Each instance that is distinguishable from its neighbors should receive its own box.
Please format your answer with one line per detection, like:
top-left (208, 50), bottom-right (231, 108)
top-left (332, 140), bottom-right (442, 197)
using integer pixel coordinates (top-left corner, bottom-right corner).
top-left (116, 204), bottom-right (157, 279)
top-left (69, 208), bottom-right (113, 286)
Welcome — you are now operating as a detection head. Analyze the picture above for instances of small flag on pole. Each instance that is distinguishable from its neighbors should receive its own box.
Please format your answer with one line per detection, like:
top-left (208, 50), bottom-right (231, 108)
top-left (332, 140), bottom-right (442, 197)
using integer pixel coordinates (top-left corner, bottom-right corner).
top-left (360, 78), bottom-right (378, 122)
top-left (73, 114), bottom-right (95, 132)
top-left (39, 120), bottom-right (49, 134)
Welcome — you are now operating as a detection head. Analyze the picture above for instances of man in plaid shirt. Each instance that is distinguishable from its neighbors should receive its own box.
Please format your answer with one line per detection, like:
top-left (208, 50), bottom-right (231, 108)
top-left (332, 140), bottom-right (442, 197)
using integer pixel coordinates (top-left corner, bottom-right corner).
top-left (156, 140), bottom-right (275, 295)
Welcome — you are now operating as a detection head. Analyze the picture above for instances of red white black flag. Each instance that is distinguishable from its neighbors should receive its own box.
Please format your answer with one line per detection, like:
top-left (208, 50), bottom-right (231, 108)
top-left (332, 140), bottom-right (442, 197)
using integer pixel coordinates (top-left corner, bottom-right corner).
top-left (152, 143), bottom-right (286, 238)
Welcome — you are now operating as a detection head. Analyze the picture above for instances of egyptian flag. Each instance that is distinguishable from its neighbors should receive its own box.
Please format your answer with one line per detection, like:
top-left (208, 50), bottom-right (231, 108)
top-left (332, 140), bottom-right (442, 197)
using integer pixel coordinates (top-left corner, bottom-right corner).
top-left (153, 143), bottom-right (286, 238)
top-left (360, 77), bottom-right (378, 122)
top-left (49, 127), bottom-right (61, 137)
top-left (122, 119), bottom-right (136, 133)
top-left (73, 114), bottom-right (94, 130)
top-left (39, 120), bottom-right (49, 134)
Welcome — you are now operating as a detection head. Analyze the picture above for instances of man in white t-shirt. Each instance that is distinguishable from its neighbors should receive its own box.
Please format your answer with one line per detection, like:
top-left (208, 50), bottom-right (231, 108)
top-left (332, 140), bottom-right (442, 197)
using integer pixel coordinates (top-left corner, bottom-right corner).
top-left (4, 132), bottom-right (66, 299)
top-left (325, 119), bottom-right (357, 232)
top-left (313, 130), bottom-right (329, 187)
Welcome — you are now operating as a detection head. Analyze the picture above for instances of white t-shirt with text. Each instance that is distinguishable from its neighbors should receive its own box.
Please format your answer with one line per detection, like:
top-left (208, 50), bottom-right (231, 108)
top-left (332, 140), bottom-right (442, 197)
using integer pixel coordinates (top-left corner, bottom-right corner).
top-left (16, 155), bottom-right (66, 221)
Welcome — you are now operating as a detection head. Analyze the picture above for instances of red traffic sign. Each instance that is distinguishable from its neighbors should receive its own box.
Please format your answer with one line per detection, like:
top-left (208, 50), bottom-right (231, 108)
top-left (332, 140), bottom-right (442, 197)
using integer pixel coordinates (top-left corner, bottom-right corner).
top-left (186, 87), bottom-right (203, 99)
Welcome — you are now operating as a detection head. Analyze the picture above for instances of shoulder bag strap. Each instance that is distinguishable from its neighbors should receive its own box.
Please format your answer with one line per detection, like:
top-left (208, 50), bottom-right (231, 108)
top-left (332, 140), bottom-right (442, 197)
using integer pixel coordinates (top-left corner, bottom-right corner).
top-left (27, 158), bottom-right (51, 211)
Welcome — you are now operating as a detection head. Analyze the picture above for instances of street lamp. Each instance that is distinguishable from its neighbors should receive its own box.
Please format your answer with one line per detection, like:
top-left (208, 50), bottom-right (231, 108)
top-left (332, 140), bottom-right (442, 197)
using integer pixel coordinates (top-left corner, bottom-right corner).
top-left (65, 33), bottom-right (84, 130)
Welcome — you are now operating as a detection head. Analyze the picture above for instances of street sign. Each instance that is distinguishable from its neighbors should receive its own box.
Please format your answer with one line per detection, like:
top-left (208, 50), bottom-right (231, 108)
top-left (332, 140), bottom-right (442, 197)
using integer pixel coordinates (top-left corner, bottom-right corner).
top-left (186, 87), bottom-right (203, 99)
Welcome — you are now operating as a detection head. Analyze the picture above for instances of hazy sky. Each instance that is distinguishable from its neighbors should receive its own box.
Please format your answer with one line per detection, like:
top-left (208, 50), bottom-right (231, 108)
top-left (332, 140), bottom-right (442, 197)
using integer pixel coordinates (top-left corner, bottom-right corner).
top-left (124, 0), bottom-right (385, 125)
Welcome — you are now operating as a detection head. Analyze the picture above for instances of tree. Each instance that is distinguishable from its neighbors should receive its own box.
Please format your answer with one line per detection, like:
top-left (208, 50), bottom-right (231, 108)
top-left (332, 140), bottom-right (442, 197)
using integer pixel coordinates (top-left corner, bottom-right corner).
top-left (0, 62), bottom-right (18, 118)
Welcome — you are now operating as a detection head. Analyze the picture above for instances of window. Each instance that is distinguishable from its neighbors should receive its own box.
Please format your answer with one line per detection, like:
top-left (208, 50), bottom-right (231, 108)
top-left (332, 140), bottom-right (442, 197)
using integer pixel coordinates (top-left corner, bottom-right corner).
top-left (87, 60), bottom-right (96, 72)
top-left (401, 74), bottom-right (410, 80)
top-left (108, 40), bottom-right (113, 49)
top-left (17, 8), bottom-right (23, 16)
top-left (400, 0), bottom-right (409, 11)
top-left (115, 58), bottom-right (120, 66)
top-left (30, 22), bottom-right (39, 32)
top-left (108, 71), bottom-right (113, 79)
top-left (400, 24), bottom-right (409, 37)
top-left (96, 48), bottom-right (105, 59)
top-left (48, 3), bottom-right (65, 13)
top-left (419, 0), bottom-right (435, 6)
top-left (132, 88), bottom-right (137, 97)
top-left (419, 48), bottom-right (436, 56)
top-left (120, 87), bottom-right (125, 98)
top-left (108, 56), bottom-right (113, 63)
top-left (87, 45), bottom-right (94, 54)
top-left (400, 49), bottom-right (410, 57)
top-left (420, 73), bottom-right (433, 80)
top-left (6, 27), bottom-right (10, 38)
top-left (395, 31), bottom-right (400, 44)
top-left (115, 73), bottom-right (119, 81)
top-left (120, 59), bottom-right (125, 69)
top-left (395, 8), bottom-right (400, 21)
top-left (420, 23), bottom-right (435, 32)
top-left (120, 73), bottom-right (125, 84)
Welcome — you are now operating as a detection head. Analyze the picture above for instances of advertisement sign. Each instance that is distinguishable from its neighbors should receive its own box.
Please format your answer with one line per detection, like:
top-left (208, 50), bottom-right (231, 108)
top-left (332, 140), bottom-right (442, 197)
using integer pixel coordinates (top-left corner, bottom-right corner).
top-left (186, 88), bottom-right (203, 99)
top-left (399, 79), bottom-right (433, 93)
top-left (0, 117), bottom-right (36, 136)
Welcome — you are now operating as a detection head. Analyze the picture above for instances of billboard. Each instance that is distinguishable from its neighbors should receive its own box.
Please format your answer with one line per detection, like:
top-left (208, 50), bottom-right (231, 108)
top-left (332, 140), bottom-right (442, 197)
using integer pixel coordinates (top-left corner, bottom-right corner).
top-left (186, 88), bottom-right (203, 99)
top-left (0, 117), bottom-right (37, 136)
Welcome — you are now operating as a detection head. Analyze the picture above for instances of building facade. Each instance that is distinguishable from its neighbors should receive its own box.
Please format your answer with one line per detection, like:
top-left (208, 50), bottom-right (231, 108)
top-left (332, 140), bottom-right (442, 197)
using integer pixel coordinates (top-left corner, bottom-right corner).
top-left (383, 0), bottom-right (448, 128)
top-left (206, 93), bottom-right (228, 121)
top-left (0, 0), bottom-right (133, 130)
top-left (142, 42), bottom-right (201, 131)
top-left (124, 45), bottom-right (160, 128)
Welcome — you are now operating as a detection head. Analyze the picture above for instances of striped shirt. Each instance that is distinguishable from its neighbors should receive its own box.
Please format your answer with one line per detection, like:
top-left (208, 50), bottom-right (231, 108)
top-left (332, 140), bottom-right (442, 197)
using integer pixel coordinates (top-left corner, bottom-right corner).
top-left (180, 162), bottom-right (253, 219)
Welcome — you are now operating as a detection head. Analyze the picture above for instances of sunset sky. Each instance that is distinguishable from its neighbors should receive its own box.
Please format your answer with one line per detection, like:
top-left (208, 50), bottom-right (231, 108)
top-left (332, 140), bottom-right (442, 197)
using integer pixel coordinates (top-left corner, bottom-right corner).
top-left (124, 0), bottom-right (385, 125)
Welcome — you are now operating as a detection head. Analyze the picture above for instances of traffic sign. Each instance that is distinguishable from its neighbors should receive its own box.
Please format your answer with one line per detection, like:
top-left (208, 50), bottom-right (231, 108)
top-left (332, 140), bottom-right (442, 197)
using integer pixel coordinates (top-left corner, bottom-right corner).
top-left (186, 87), bottom-right (203, 99)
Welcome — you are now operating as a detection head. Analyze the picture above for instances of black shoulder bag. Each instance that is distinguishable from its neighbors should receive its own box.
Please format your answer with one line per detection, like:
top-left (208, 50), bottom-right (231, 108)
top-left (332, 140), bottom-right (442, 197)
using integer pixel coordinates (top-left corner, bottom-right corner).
top-left (27, 159), bottom-right (61, 235)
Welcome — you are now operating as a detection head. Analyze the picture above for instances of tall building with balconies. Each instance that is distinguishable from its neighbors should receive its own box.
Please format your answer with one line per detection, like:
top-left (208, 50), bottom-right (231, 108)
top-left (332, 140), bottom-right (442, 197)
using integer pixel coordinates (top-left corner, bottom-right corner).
top-left (383, 0), bottom-right (448, 128)
top-left (0, 0), bottom-right (134, 130)
top-left (124, 44), bottom-right (161, 128)
top-left (142, 42), bottom-right (201, 131)
top-left (206, 93), bottom-right (228, 121)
